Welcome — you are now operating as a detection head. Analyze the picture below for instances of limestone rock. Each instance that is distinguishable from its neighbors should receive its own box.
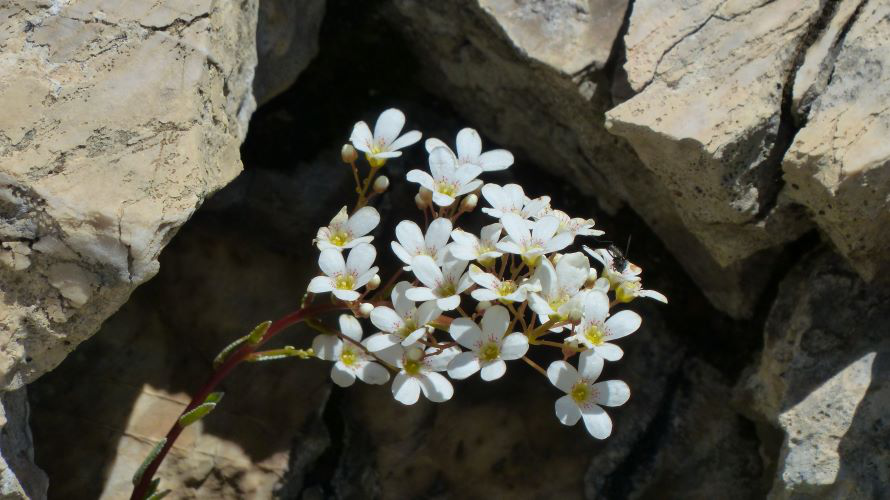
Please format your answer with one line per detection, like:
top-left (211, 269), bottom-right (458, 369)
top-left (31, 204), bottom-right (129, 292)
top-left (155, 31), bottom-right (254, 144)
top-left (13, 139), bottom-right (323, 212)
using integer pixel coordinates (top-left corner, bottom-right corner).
top-left (738, 250), bottom-right (890, 498)
top-left (783, 0), bottom-right (890, 280)
top-left (0, 388), bottom-right (47, 500)
top-left (0, 0), bottom-right (258, 390)
top-left (254, 0), bottom-right (326, 104)
top-left (387, 0), bottom-right (777, 317)
top-left (607, 0), bottom-right (820, 267)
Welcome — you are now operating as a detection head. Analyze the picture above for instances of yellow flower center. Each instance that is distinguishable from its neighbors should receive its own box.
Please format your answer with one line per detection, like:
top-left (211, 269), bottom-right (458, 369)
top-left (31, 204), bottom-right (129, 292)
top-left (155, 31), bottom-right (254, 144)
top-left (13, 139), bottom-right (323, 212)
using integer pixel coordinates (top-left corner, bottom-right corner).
top-left (340, 349), bottom-right (357, 366)
top-left (437, 283), bottom-right (456, 297)
top-left (398, 319), bottom-right (418, 339)
top-left (479, 342), bottom-right (500, 362)
top-left (365, 152), bottom-right (386, 168)
top-left (521, 254), bottom-right (541, 268)
top-left (434, 180), bottom-right (457, 197)
top-left (570, 382), bottom-right (589, 403)
top-left (334, 274), bottom-right (355, 290)
top-left (497, 280), bottom-right (518, 297)
top-left (329, 231), bottom-right (351, 247)
top-left (548, 296), bottom-right (567, 315)
top-left (615, 282), bottom-right (639, 303)
top-left (584, 324), bottom-right (606, 346)
top-left (404, 359), bottom-right (422, 376)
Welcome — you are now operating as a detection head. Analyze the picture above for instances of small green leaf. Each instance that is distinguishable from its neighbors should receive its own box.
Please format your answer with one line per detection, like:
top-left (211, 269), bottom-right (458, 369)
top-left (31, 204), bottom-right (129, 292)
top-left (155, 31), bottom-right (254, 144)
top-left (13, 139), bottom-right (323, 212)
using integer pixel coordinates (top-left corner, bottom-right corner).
top-left (178, 403), bottom-right (216, 427)
top-left (246, 346), bottom-right (314, 362)
top-left (147, 489), bottom-right (171, 500)
top-left (204, 391), bottom-right (224, 404)
top-left (212, 336), bottom-right (247, 369)
top-left (132, 438), bottom-right (167, 486)
top-left (246, 320), bottom-right (272, 345)
top-left (146, 478), bottom-right (160, 497)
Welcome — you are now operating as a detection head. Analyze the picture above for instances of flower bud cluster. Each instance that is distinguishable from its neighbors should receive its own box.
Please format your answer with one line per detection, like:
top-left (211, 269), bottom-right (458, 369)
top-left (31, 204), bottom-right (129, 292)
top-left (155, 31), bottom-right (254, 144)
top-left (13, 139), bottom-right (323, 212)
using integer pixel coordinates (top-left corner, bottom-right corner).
top-left (305, 109), bottom-right (666, 439)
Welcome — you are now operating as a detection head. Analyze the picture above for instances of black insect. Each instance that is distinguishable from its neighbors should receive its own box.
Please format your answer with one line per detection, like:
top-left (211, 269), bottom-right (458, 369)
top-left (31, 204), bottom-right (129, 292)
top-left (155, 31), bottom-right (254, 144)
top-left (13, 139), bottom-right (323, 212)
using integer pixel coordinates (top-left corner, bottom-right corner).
top-left (607, 236), bottom-right (632, 273)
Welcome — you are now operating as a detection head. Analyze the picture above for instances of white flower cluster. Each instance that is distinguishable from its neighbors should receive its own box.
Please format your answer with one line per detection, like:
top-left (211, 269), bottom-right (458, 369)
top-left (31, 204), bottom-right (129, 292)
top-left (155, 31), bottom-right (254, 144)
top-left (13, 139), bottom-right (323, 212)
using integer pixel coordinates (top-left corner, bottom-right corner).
top-left (306, 109), bottom-right (667, 439)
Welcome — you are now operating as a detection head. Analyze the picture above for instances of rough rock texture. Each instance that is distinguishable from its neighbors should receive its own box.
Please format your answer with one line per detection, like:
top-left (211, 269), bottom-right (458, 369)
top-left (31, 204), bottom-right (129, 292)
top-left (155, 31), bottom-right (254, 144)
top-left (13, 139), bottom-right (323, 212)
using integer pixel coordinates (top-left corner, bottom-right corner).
top-left (0, 0), bottom-right (258, 391)
top-left (738, 250), bottom-right (890, 498)
top-left (0, 388), bottom-right (47, 500)
top-left (783, 0), bottom-right (890, 280)
top-left (607, 0), bottom-right (820, 267)
top-left (386, 0), bottom-right (780, 318)
top-left (254, 0), bottom-right (326, 105)
top-left (29, 163), bottom-right (351, 498)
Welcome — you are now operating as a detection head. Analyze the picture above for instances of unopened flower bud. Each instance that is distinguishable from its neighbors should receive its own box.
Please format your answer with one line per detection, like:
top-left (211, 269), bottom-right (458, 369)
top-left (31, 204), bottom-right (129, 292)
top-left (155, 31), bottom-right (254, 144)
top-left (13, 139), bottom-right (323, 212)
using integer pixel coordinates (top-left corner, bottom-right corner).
top-left (419, 187), bottom-right (433, 204)
top-left (373, 176), bottom-right (389, 193)
top-left (359, 302), bottom-right (375, 317)
top-left (406, 346), bottom-right (424, 361)
top-left (476, 300), bottom-right (492, 312)
top-left (341, 144), bottom-right (358, 163)
top-left (366, 274), bottom-right (381, 290)
top-left (460, 193), bottom-right (478, 212)
top-left (414, 193), bottom-right (427, 210)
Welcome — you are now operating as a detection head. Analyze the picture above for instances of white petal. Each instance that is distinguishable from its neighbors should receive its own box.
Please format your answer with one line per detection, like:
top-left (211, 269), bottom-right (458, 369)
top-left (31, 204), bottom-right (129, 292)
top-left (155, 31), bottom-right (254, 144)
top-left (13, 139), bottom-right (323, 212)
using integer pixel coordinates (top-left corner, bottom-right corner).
top-left (582, 245), bottom-right (611, 267)
top-left (406, 169), bottom-right (435, 190)
top-left (527, 292), bottom-right (555, 317)
top-left (346, 243), bottom-right (376, 275)
top-left (481, 183), bottom-right (507, 211)
top-left (547, 360), bottom-right (579, 393)
top-left (312, 334), bottom-right (341, 361)
top-left (357, 362), bottom-right (390, 385)
top-left (395, 220), bottom-right (425, 255)
top-left (449, 317), bottom-right (482, 349)
top-left (355, 267), bottom-right (378, 288)
top-left (533, 217), bottom-right (560, 242)
top-left (415, 300), bottom-right (441, 326)
top-left (555, 395), bottom-right (582, 426)
top-left (392, 373), bottom-right (421, 405)
top-left (349, 121), bottom-right (373, 152)
top-left (389, 130), bottom-right (422, 151)
top-left (307, 276), bottom-right (334, 293)
top-left (496, 240), bottom-right (522, 255)
top-left (639, 289), bottom-right (669, 303)
top-left (424, 137), bottom-right (449, 153)
top-left (604, 310), bottom-right (642, 341)
top-left (343, 235), bottom-right (373, 249)
top-left (374, 108), bottom-right (406, 146)
top-left (429, 146), bottom-right (457, 179)
top-left (595, 343), bottom-right (624, 361)
top-left (531, 257), bottom-right (557, 297)
top-left (431, 191), bottom-right (456, 207)
top-left (458, 179), bottom-right (483, 196)
top-left (442, 256), bottom-right (469, 283)
top-left (374, 343), bottom-right (404, 366)
top-left (405, 287), bottom-right (437, 302)
top-left (469, 264), bottom-right (500, 290)
top-left (500, 213), bottom-right (530, 245)
top-left (478, 149), bottom-right (514, 171)
top-left (584, 291), bottom-right (610, 323)
top-left (592, 380), bottom-right (630, 407)
top-left (363, 332), bottom-right (399, 352)
top-left (544, 232), bottom-right (574, 253)
top-left (410, 255), bottom-right (444, 289)
top-left (471, 289), bottom-right (499, 302)
top-left (578, 350), bottom-right (604, 381)
top-left (480, 305), bottom-right (509, 341)
top-left (425, 345), bottom-right (461, 371)
top-left (372, 150), bottom-right (402, 159)
top-left (419, 372), bottom-right (454, 402)
top-left (480, 359), bottom-right (507, 381)
top-left (499, 333), bottom-right (529, 360)
top-left (370, 306), bottom-right (403, 334)
top-left (581, 406), bottom-right (613, 439)
top-left (447, 351), bottom-right (481, 380)
top-left (331, 289), bottom-right (361, 301)
top-left (436, 294), bottom-right (461, 311)
top-left (391, 242), bottom-right (414, 267)
top-left (392, 282), bottom-right (415, 317)
top-left (318, 248), bottom-right (346, 277)
top-left (402, 328), bottom-right (427, 346)
top-left (480, 223), bottom-right (502, 243)
top-left (425, 218), bottom-right (453, 252)
top-left (455, 128), bottom-right (482, 159)
top-left (331, 363), bottom-right (357, 387)
top-left (346, 206), bottom-right (380, 237)
top-left (555, 252), bottom-right (590, 292)
top-left (338, 314), bottom-right (363, 341)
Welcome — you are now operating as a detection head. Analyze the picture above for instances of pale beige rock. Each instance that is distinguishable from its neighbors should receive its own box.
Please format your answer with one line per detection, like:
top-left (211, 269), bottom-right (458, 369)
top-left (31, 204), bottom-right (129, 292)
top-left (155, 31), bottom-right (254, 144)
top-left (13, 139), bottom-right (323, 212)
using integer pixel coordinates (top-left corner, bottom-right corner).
top-left (738, 251), bottom-right (890, 498)
top-left (0, 243), bottom-right (31, 271)
top-left (783, 0), bottom-right (890, 280)
top-left (0, 0), bottom-right (258, 389)
top-left (608, 0), bottom-right (821, 267)
top-left (0, 388), bottom-right (48, 500)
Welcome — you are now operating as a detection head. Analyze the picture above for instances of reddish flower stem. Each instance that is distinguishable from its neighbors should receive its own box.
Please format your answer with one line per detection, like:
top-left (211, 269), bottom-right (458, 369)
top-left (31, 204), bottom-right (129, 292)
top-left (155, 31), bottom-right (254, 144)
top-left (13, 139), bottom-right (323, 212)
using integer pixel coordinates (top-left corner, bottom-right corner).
top-left (130, 303), bottom-right (342, 500)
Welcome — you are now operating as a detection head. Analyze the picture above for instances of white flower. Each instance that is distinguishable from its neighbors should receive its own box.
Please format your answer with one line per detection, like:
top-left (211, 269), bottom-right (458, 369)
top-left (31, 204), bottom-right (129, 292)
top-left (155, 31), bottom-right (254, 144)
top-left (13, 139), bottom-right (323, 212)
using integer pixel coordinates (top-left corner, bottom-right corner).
top-left (447, 223), bottom-right (503, 265)
top-left (391, 218), bottom-right (452, 270)
top-left (312, 315), bottom-right (390, 388)
top-left (547, 351), bottom-right (630, 439)
top-left (527, 252), bottom-right (590, 325)
top-left (615, 281), bottom-right (668, 304)
top-left (496, 213), bottom-right (574, 266)
top-left (447, 305), bottom-right (529, 381)
top-left (467, 264), bottom-right (537, 303)
top-left (307, 244), bottom-right (378, 301)
top-left (364, 282), bottom-right (441, 351)
top-left (480, 183), bottom-right (550, 221)
top-left (405, 254), bottom-right (473, 311)
top-left (565, 290), bottom-right (641, 361)
top-left (314, 206), bottom-right (380, 251)
top-left (583, 245), bottom-right (642, 288)
top-left (349, 108), bottom-right (421, 167)
top-left (543, 209), bottom-right (604, 238)
top-left (424, 127), bottom-right (514, 172)
top-left (378, 344), bottom-right (461, 405)
top-left (406, 147), bottom-right (482, 207)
